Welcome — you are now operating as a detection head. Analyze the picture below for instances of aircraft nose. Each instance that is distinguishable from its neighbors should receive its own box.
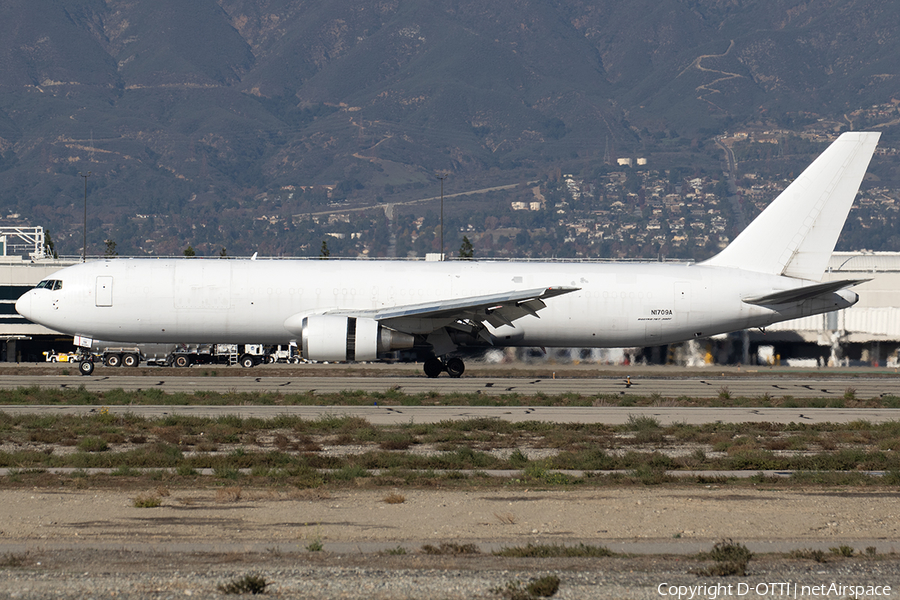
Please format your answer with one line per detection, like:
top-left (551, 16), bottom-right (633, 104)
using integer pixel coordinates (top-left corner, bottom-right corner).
top-left (15, 291), bottom-right (33, 320)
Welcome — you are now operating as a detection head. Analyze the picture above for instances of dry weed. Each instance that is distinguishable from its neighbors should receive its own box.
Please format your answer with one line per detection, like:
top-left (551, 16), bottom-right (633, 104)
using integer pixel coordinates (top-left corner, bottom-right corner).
top-left (287, 488), bottom-right (332, 501)
top-left (216, 486), bottom-right (243, 503)
top-left (383, 492), bottom-right (406, 504)
top-left (132, 494), bottom-right (162, 508)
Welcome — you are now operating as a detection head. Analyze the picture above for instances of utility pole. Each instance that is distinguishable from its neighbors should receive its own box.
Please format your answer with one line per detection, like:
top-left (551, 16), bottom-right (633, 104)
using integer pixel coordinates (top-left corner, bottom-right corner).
top-left (438, 175), bottom-right (445, 261)
top-left (80, 171), bottom-right (91, 262)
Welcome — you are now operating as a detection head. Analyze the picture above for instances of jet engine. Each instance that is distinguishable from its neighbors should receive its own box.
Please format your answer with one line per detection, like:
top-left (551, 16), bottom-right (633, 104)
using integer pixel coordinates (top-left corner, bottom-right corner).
top-left (299, 315), bottom-right (414, 362)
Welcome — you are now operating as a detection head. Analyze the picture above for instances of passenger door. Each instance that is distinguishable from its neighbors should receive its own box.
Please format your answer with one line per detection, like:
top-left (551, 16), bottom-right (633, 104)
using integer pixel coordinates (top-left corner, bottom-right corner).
top-left (96, 276), bottom-right (113, 307)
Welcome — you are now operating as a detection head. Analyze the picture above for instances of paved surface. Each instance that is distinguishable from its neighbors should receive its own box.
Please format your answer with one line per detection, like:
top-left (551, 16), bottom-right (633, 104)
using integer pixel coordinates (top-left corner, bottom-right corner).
top-left (1, 373), bottom-right (899, 398)
top-left (2, 404), bottom-right (900, 424)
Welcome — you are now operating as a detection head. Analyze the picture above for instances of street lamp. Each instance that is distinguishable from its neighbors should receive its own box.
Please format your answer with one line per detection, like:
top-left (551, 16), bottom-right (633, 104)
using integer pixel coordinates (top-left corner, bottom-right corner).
top-left (80, 171), bottom-right (91, 262)
top-left (437, 175), bottom-right (445, 261)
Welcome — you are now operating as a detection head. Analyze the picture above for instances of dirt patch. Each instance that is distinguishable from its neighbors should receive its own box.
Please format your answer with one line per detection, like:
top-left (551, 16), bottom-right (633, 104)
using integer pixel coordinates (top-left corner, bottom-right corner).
top-left (2, 487), bottom-right (899, 599)
top-left (1, 487), bottom-right (898, 546)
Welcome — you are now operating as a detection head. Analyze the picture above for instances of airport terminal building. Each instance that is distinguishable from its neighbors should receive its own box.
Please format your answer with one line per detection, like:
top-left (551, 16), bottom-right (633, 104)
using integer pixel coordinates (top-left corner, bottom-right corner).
top-left (0, 228), bottom-right (79, 361)
top-left (1, 227), bottom-right (899, 366)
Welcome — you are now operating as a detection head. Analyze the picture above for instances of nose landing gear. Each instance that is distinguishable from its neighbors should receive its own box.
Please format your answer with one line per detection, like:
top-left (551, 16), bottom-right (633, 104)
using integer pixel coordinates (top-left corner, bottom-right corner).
top-left (423, 356), bottom-right (466, 378)
top-left (78, 359), bottom-right (95, 376)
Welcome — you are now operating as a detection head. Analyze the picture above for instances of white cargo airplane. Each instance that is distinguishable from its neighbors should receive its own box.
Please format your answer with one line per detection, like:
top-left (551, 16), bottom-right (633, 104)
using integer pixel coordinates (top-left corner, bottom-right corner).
top-left (17, 132), bottom-right (880, 377)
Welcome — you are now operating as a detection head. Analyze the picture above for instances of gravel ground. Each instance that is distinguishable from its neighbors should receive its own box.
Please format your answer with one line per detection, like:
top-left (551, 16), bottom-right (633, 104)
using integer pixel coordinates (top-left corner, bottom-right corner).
top-left (3, 550), bottom-right (900, 599)
top-left (1, 488), bottom-right (899, 599)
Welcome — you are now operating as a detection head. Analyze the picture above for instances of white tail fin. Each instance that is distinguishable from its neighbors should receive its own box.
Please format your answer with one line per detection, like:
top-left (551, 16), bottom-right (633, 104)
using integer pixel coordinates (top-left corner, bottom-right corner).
top-left (702, 131), bottom-right (880, 281)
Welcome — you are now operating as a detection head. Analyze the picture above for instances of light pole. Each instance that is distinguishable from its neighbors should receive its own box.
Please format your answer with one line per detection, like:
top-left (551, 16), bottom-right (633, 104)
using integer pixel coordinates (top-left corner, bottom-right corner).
top-left (438, 175), bottom-right (445, 261)
top-left (80, 171), bottom-right (91, 262)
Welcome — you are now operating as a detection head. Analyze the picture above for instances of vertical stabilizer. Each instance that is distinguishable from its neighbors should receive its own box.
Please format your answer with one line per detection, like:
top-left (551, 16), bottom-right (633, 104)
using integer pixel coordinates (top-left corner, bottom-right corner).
top-left (702, 132), bottom-right (880, 281)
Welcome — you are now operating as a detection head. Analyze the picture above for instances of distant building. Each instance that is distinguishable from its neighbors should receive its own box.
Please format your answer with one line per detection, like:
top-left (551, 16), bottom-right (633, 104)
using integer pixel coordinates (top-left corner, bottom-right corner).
top-left (760, 252), bottom-right (900, 366)
top-left (616, 158), bottom-right (633, 167)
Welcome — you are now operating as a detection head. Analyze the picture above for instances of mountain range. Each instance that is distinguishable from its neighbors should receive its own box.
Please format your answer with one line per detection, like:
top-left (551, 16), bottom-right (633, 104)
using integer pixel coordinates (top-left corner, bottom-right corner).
top-left (1, 0), bottom-right (899, 255)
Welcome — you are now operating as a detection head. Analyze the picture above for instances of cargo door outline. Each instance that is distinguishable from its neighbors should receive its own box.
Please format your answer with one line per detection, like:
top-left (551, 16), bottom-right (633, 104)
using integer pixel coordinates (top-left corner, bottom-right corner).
top-left (96, 276), bottom-right (113, 307)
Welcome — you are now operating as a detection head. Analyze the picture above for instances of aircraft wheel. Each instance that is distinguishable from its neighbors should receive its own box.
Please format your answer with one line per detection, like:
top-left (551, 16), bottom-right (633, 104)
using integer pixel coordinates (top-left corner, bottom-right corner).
top-left (446, 357), bottom-right (465, 378)
top-left (105, 354), bottom-right (122, 368)
top-left (174, 355), bottom-right (191, 368)
top-left (122, 353), bottom-right (140, 367)
top-left (423, 357), bottom-right (444, 378)
top-left (78, 360), bottom-right (95, 376)
top-left (240, 354), bottom-right (256, 369)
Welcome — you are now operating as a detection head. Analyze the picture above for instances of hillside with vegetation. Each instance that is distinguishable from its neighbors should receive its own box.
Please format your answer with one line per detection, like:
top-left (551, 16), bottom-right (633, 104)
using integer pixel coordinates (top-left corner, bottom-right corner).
top-left (1, 0), bottom-right (899, 257)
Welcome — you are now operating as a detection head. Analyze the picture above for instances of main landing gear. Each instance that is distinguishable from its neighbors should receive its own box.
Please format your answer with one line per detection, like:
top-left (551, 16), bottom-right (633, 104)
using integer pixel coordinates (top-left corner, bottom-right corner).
top-left (423, 356), bottom-right (465, 378)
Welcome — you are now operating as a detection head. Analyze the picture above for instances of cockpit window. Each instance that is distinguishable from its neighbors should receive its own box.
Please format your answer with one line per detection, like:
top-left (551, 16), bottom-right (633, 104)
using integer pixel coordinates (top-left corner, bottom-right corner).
top-left (35, 279), bottom-right (62, 290)
top-left (52, 280), bottom-right (62, 290)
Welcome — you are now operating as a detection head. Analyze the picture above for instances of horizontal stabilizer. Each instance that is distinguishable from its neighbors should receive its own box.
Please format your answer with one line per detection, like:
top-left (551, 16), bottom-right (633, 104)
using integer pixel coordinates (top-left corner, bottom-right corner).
top-left (742, 279), bottom-right (869, 306)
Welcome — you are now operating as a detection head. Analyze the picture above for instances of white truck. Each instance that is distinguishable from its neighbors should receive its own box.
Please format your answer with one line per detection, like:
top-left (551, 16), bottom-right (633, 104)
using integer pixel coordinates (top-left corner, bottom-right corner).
top-left (91, 342), bottom-right (286, 368)
top-left (92, 342), bottom-right (176, 367)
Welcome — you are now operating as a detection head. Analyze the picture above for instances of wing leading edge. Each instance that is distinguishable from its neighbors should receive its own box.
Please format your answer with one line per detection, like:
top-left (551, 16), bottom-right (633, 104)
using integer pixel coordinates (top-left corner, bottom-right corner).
top-left (324, 286), bottom-right (580, 335)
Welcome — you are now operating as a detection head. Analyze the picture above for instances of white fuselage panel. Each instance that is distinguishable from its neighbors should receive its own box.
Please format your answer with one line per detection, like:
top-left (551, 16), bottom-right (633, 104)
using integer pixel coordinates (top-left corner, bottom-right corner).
top-left (15, 258), bottom-right (855, 347)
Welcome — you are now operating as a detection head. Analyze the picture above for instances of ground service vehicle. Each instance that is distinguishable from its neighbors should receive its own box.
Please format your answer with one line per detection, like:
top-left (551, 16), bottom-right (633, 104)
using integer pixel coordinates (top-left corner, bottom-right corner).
top-left (43, 350), bottom-right (78, 363)
top-left (92, 342), bottom-right (271, 368)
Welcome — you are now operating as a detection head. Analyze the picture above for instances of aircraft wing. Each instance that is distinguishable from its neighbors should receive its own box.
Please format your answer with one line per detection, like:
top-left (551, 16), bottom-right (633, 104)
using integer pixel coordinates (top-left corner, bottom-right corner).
top-left (742, 279), bottom-right (869, 306)
top-left (324, 286), bottom-right (580, 334)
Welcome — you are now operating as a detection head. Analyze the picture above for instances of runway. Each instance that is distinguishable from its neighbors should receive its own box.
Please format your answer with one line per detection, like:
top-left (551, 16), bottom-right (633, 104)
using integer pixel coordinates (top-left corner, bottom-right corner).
top-left (2, 403), bottom-right (900, 425)
top-left (1, 370), bottom-right (899, 424)
top-left (0, 372), bottom-right (898, 398)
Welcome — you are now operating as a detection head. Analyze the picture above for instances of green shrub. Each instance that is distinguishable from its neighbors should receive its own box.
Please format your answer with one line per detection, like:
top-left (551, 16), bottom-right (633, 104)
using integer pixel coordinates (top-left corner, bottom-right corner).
top-left (495, 543), bottom-right (613, 558)
top-left (697, 539), bottom-right (752, 576)
top-left (421, 542), bottom-right (480, 555)
top-left (132, 494), bottom-right (162, 508)
top-left (830, 545), bottom-right (854, 557)
top-left (789, 548), bottom-right (827, 562)
top-left (77, 436), bottom-right (108, 452)
top-left (509, 448), bottom-right (529, 468)
top-left (306, 537), bottom-right (323, 552)
top-left (625, 414), bottom-right (661, 431)
top-left (527, 575), bottom-right (561, 597)
top-left (218, 573), bottom-right (269, 594)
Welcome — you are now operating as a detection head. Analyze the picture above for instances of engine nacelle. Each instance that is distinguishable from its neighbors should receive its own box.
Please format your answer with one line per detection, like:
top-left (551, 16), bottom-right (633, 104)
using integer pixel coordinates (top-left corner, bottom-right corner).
top-left (299, 315), bottom-right (414, 362)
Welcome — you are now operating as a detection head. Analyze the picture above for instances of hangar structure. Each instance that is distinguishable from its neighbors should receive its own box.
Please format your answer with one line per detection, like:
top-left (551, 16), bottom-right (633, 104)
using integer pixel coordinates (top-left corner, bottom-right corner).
top-left (758, 252), bottom-right (900, 367)
top-left (0, 227), bottom-right (78, 361)
top-left (0, 226), bottom-right (898, 365)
